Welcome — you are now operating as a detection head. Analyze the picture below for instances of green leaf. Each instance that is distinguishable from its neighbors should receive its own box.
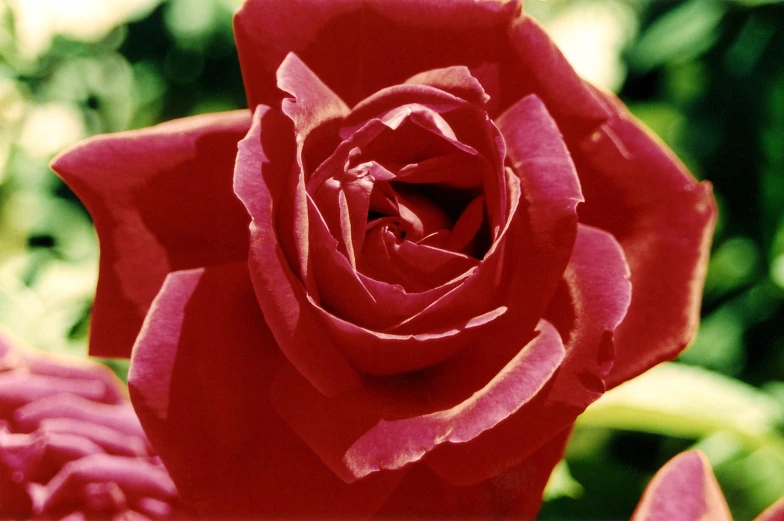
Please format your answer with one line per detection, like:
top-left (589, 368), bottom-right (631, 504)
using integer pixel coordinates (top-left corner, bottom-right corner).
top-left (577, 363), bottom-right (784, 448)
top-left (543, 460), bottom-right (584, 502)
top-left (629, 0), bottom-right (726, 72)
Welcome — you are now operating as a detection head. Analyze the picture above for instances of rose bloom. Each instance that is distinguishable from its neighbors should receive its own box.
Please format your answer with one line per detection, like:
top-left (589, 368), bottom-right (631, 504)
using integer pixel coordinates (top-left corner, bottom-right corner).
top-left (0, 333), bottom-right (186, 520)
top-left (631, 451), bottom-right (784, 521)
top-left (52, 0), bottom-right (716, 518)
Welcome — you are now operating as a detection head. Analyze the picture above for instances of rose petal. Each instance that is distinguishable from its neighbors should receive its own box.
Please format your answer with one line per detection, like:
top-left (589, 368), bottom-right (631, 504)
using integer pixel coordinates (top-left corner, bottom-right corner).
top-left (0, 373), bottom-right (106, 416)
top-left (573, 99), bottom-right (716, 387)
top-left (503, 17), bottom-right (715, 386)
top-left (234, 106), bottom-right (362, 396)
top-left (756, 497), bottom-right (784, 521)
top-left (277, 52), bottom-right (350, 179)
top-left (501, 15), bottom-right (610, 132)
top-left (270, 318), bottom-right (563, 482)
top-left (405, 66), bottom-right (490, 106)
top-left (424, 224), bottom-right (631, 485)
top-left (37, 419), bottom-right (148, 458)
top-left (128, 263), bottom-right (403, 519)
top-left (630, 451), bottom-right (732, 521)
top-left (373, 429), bottom-right (570, 520)
top-left (234, 0), bottom-right (521, 108)
top-left (50, 111), bottom-right (251, 358)
top-left (14, 395), bottom-right (146, 441)
top-left (392, 93), bottom-right (582, 337)
top-left (29, 454), bottom-right (178, 518)
top-left (15, 348), bottom-right (126, 405)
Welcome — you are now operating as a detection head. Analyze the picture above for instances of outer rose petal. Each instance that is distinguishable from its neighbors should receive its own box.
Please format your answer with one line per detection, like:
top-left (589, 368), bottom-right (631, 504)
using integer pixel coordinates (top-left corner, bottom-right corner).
top-left (270, 319), bottom-right (564, 482)
top-left (630, 451), bottom-right (732, 521)
top-left (128, 263), bottom-right (403, 519)
top-left (424, 224), bottom-right (631, 485)
top-left (573, 101), bottom-right (716, 387)
top-left (50, 111), bottom-right (252, 358)
top-left (234, 0), bottom-right (521, 108)
top-left (756, 497), bottom-right (784, 521)
top-left (504, 17), bottom-right (716, 386)
top-left (373, 429), bottom-right (571, 520)
top-left (233, 106), bottom-right (362, 397)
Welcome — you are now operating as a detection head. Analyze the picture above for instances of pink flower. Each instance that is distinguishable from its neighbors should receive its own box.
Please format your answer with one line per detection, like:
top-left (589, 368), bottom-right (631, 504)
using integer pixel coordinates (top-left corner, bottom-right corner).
top-left (632, 450), bottom-right (784, 521)
top-left (0, 333), bottom-right (187, 520)
top-left (51, 0), bottom-right (716, 518)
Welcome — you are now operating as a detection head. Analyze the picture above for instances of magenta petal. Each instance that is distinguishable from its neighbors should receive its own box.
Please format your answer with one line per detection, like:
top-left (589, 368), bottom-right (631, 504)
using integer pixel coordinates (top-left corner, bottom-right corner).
top-left (128, 263), bottom-right (403, 519)
top-left (50, 111), bottom-right (251, 358)
top-left (234, 105), bottom-right (361, 397)
top-left (630, 451), bottom-right (732, 521)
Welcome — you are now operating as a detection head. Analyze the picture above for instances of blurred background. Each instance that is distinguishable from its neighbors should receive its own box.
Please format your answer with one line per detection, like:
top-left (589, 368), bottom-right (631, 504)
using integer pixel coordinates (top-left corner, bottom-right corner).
top-left (0, 0), bottom-right (782, 519)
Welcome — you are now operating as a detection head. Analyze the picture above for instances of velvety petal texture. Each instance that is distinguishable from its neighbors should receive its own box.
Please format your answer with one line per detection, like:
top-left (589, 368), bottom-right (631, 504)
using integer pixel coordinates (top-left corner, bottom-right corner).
top-left (631, 450), bottom-right (783, 521)
top-left (54, 0), bottom-right (717, 518)
top-left (0, 333), bottom-right (187, 520)
top-left (51, 111), bottom-right (252, 359)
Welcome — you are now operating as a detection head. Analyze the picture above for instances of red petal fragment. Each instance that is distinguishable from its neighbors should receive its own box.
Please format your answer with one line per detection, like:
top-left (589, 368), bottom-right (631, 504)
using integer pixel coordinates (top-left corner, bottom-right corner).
top-left (234, 106), bottom-right (361, 396)
top-left (50, 111), bottom-right (251, 358)
top-left (234, 0), bottom-right (519, 108)
top-left (496, 93), bottom-right (583, 219)
top-left (630, 451), bottom-right (732, 521)
top-left (0, 430), bottom-right (46, 483)
top-left (277, 53), bottom-right (350, 177)
top-left (425, 224), bottom-right (630, 485)
top-left (18, 353), bottom-right (125, 405)
top-left (306, 199), bottom-right (463, 330)
top-left (277, 52), bottom-right (349, 138)
top-left (405, 66), bottom-right (490, 106)
top-left (0, 373), bottom-right (106, 416)
top-left (374, 428), bottom-right (570, 520)
top-left (309, 296), bottom-right (506, 376)
top-left (38, 419), bottom-right (148, 458)
top-left (272, 319), bottom-right (562, 482)
top-left (445, 195), bottom-right (486, 255)
top-left (14, 395), bottom-right (146, 441)
top-left (359, 225), bottom-right (478, 293)
top-left (756, 497), bottom-right (784, 521)
top-left (545, 224), bottom-right (631, 407)
top-left (341, 85), bottom-right (468, 138)
top-left (393, 95), bottom-right (582, 338)
top-left (29, 454), bottom-right (177, 518)
top-left (344, 319), bottom-right (563, 478)
top-left (394, 153), bottom-right (485, 189)
top-left (128, 263), bottom-right (403, 519)
top-left (502, 15), bottom-right (610, 132)
top-left (573, 91), bottom-right (716, 388)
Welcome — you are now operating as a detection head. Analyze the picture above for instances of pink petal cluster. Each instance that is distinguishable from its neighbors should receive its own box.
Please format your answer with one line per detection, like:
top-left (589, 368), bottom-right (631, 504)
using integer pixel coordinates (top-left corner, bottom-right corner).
top-left (632, 451), bottom-right (784, 521)
top-left (0, 333), bottom-right (187, 520)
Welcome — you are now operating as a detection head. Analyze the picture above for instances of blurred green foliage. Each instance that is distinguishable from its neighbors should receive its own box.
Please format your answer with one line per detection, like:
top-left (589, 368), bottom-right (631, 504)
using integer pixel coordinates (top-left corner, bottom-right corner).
top-left (0, 0), bottom-right (783, 519)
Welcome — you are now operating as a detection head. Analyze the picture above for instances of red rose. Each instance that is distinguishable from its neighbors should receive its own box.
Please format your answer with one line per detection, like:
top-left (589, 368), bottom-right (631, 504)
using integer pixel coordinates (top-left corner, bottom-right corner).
top-left (631, 451), bottom-right (784, 521)
top-left (0, 332), bottom-right (187, 520)
top-left (51, 0), bottom-right (716, 518)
